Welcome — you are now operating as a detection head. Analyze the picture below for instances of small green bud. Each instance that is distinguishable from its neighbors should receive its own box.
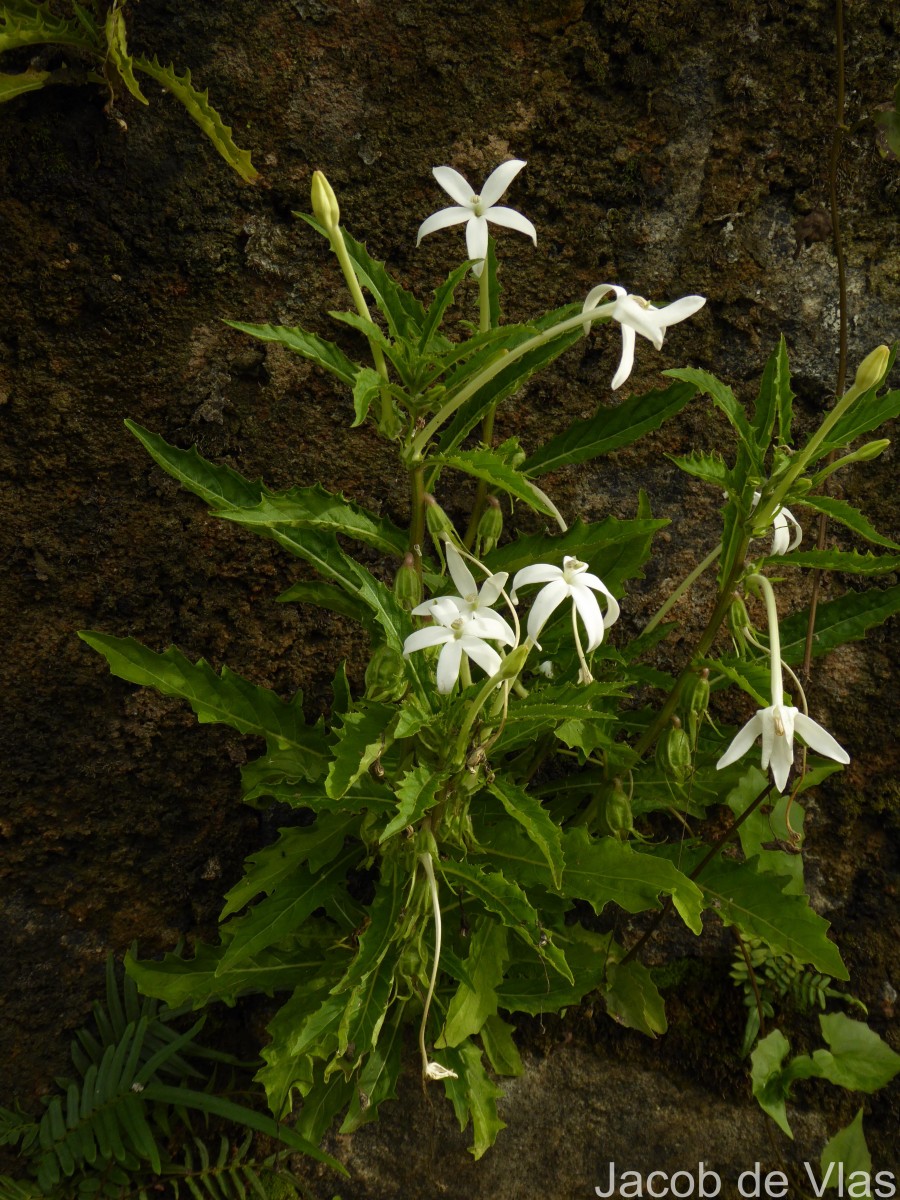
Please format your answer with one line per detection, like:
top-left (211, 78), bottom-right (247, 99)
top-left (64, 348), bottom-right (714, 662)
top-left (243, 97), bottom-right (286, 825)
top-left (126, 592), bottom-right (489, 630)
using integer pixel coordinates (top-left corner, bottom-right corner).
top-left (656, 716), bottom-right (692, 783)
top-left (311, 170), bottom-right (340, 232)
top-left (681, 668), bottom-right (710, 747)
top-left (365, 643), bottom-right (407, 702)
top-left (476, 496), bottom-right (503, 554)
top-left (853, 345), bottom-right (890, 394)
top-left (423, 494), bottom-right (458, 565)
top-left (845, 438), bottom-right (890, 463)
top-left (393, 552), bottom-right (422, 611)
top-left (603, 778), bottom-right (633, 842)
top-left (727, 593), bottom-right (751, 645)
top-left (494, 644), bottom-right (530, 682)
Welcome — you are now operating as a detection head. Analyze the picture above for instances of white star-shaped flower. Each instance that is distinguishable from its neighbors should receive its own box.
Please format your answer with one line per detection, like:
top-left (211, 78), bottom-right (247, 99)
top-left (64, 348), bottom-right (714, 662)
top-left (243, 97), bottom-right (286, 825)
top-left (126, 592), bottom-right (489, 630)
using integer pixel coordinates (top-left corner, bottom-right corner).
top-left (716, 703), bottom-right (849, 793)
top-left (511, 556), bottom-right (620, 652)
top-left (751, 491), bottom-right (802, 556)
top-left (403, 598), bottom-right (514, 694)
top-left (412, 543), bottom-right (514, 644)
top-left (581, 284), bottom-right (706, 390)
top-left (416, 159), bottom-right (537, 276)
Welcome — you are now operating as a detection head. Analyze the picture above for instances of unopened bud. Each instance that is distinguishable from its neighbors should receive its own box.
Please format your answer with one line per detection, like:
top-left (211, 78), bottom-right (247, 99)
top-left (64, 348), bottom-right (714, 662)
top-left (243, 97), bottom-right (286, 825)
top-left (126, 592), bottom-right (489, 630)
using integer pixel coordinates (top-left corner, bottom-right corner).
top-left (311, 170), bottom-right (340, 232)
top-left (681, 668), bottom-right (710, 746)
top-left (853, 345), bottom-right (890, 394)
top-left (727, 594), bottom-right (751, 642)
top-left (476, 496), bottom-right (503, 554)
top-left (603, 778), bottom-right (633, 842)
top-left (394, 552), bottom-right (422, 611)
top-left (656, 716), bottom-right (692, 783)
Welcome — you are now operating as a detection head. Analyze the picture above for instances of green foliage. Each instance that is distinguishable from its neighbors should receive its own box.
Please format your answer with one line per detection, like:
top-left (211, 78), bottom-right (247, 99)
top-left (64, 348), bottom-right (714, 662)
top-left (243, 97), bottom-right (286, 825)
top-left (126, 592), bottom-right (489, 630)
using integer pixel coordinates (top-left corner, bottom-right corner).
top-left (81, 188), bottom-right (900, 1162)
top-left (0, 957), bottom-right (342, 1198)
top-left (0, 2), bottom-right (256, 180)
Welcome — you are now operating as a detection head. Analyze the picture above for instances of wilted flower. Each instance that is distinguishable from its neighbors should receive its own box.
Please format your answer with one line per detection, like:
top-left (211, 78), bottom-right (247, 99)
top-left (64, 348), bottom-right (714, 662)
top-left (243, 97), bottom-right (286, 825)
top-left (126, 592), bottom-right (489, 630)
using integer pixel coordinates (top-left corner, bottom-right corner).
top-left (511, 556), bottom-right (619, 651)
top-left (417, 159), bottom-right (537, 276)
top-left (581, 284), bottom-right (706, 390)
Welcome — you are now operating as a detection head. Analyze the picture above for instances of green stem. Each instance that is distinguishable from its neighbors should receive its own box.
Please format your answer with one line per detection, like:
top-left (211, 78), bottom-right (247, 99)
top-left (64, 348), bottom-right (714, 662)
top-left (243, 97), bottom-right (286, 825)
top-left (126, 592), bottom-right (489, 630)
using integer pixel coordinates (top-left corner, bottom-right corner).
top-left (641, 543), bottom-right (722, 635)
top-left (409, 463), bottom-right (426, 568)
top-left (747, 573), bottom-right (783, 706)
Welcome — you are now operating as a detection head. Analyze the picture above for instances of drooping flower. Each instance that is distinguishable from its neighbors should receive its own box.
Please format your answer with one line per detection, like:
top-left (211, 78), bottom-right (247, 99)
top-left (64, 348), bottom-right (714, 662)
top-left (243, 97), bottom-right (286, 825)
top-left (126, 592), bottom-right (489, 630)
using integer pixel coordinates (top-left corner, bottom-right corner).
top-left (715, 573), bottom-right (848, 792)
top-left (716, 703), bottom-right (849, 793)
top-left (416, 159), bottom-right (537, 276)
top-left (412, 543), bottom-right (514, 644)
top-left (511, 556), bottom-right (620, 651)
top-left (751, 491), bottom-right (802, 556)
top-left (403, 598), bottom-right (513, 694)
top-left (581, 284), bottom-right (706, 390)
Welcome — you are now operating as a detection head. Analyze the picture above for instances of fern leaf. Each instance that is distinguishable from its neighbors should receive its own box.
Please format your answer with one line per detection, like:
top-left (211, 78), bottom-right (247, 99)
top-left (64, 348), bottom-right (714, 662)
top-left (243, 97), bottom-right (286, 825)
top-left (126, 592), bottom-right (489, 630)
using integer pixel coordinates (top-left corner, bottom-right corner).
top-left (133, 56), bottom-right (258, 182)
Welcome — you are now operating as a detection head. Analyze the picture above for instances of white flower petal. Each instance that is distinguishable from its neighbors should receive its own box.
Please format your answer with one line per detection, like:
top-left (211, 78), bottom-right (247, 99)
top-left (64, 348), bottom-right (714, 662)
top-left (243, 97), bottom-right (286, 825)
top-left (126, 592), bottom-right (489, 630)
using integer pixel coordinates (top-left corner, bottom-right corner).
top-left (446, 543), bottom-right (478, 599)
top-left (793, 712), bottom-right (850, 764)
top-left (477, 572), bottom-right (509, 608)
top-left (526, 578), bottom-right (570, 642)
top-left (432, 166), bottom-right (475, 207)
top-left (512, 563), bottom-right (564, 591)
top-left (465, 215), bottom-right (489, 270)
top-left (583, 283), bottom-right (625, 311)
top-left (416, 206), bottom-right (472, 245)
top-left (653, 295), bottom-right (707, 327)
top-left (579, 573), bottom-right (620, 628)
top-left (436, 639), bottom-right (463, 693)
top-left (479, 158), bottom-right (526, 207)
top-left (403, 627), bottom-right (453, 656)
top-left (716, 712), bottom-right (764, 770)
top-left (571, 584), bottom-right (606, 652)
top-left (611, 323), bottom-right (636, 390)
top-left (429, 597), bottom-right (465, 626)
top-left (484, 205), bottom-right (537, 244)
top-left (471, 609), bottom-right (516, 645)
top-left (612, 295), bottom-right (666, 349)
top-left (768, 729), bottom-right (795, 793)
top-left (460, 636), bottom-right (502, 678)
top-left (770, 512), bottom-right (791, 556)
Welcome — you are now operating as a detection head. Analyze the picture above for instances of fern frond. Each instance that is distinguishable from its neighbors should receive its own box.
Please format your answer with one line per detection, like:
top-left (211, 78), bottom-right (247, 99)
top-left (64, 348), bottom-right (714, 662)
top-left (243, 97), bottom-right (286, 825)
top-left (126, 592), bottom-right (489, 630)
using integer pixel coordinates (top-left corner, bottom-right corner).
top-left (0, 1176), bottom-right (43, 1200)
top-left (0, 1104), bottom-right (38, 1151)
top-left (132, 56), bottom-right (258, 182)
top-left (169, 1137), bottom-right (305, 1200)
top-left (0, 2), bottom-right (98, 54)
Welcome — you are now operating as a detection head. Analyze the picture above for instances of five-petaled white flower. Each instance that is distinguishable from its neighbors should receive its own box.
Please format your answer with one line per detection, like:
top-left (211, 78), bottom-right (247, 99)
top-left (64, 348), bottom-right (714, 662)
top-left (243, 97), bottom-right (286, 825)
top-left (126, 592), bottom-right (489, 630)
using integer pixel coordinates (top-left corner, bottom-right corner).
top-left (412, 543), bottom-right (514, 644)
top-left (403, 598), bottom-right (514, 694)
top-left (581, 284), bottom-right (706, 390)
top-left (416, 159), bottom-right (537, 277)
top-left (511, 556), bottom-right (619, 651)
top-left (716, 702), bottom-right (849, 793)
top-left (751, 491), bottom-right (802, 556)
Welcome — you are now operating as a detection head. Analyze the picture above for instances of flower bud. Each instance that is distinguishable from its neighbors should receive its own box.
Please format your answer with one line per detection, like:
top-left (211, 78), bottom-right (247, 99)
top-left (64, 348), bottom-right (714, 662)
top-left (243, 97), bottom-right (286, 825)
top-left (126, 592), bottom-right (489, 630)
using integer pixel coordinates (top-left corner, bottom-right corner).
top-left (681, 668), bottom-right (710, 747)
top-left (602, 778), bottom-right (633, 842)
top-left (476, 496), bottom-right (503, 554)
top-left (656, 716), bottom-right (692, 784)
top-left (365, 643), bottom-right (407, 702)
top-left (311, 170), bottom-right (340, 233)
top-left (393, 552), bottom-right (422, 611)
top-left (424, 495), bottom-right (458, 564)
top-left (853, 345), bottom-right (890, 394)
top-left (727, 593), bottom-right (751, 645)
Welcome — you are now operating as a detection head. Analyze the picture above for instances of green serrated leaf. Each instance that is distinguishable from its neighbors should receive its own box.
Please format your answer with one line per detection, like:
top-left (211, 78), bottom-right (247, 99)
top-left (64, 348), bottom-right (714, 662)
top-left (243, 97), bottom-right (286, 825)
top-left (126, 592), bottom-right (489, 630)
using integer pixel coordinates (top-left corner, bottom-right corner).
top-left (0, 68), bottom-right (48, 101)
top-left (79, 633), bottom-right (329, 774)
top-left (276, 580), bottom-right (376, 631)
top-left (668, 449), bottom-right (732, 490)
top-left (765, 549), bottom-right (900, 575)
top-left (603, 958), bottom-right (667, 1036)
top-left (380, 764), bottom-right (447, 842)
top-left (440, 1041), bottom-right (506, 1160)
top-left (0, 2), bottom-right (95, 54)
top-left (751, 1029), bottom-right (794, 1136)
top-left (812, 1012), bottom-right (900, 1092)
top-left (331, 862), bottom-right (404, 995)
top-left (665, 367), bottom-right (756, 454)
top-left (222, 814), bottom-right (359, 919)
top-left (753, 337), bottom-right (793, 449)
top-left (438, 920), bottom-right (509, 1048)
top-left (223, 322), bottom-right (359, 382)
top-left (214, 482), bottom-right (408, 557)
top-left (479, 1015), bottom-right (523, 1077)
top-left (780, 583), bottom-right (900, 663)
top-left (792, 494), bottom-right (899, 550)
top-left (217, 846), bottom-right (360, 972)
top-left (104, 7), bottom-right (147, 104)
top-left (134, 56), bottom-right (257, 181)
top-left (418, 261), bottom-right (474, 352)
top-left (487, 777), bottom-right (565, 889)
top-left (820, 1110), bottom-right (871, 1193)
top-left (326, 704), bottom-right (396, 799)
top-left (436, 438), bottom-right (564, 523)
top-left (339, 1008), bottom-right (403, 1133)
top-left (526, 380), bottom-right (698, 476)
top-left (351, 365), bottom-right (384, 427)
top-left (294, 1063), bottom-right (354, 1146)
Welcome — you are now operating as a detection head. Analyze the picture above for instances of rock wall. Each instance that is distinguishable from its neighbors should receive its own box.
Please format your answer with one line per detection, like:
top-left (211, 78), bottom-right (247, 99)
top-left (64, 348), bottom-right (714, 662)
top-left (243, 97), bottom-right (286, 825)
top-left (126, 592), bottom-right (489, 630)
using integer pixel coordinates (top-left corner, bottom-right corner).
top-left (1, 0), bottom-right (896, 1192)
